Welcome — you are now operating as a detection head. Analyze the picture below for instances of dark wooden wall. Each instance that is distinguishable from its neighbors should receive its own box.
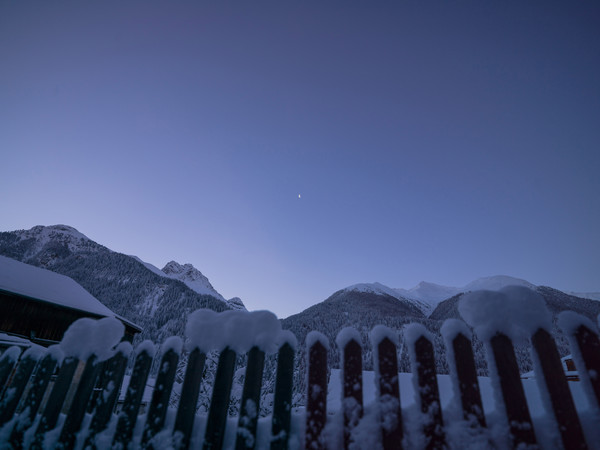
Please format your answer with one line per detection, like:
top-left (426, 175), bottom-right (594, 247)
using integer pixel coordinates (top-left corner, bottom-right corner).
top-left (0, 290), bottom-right (138, 345)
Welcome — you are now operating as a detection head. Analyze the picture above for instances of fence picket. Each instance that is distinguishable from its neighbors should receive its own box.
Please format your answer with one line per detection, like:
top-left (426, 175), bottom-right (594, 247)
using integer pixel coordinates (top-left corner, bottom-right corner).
top-left (141, 347), bottom-right (180, 448)
top-left (56, 355), bottom-right (102, 449)
top-left (271, 342), bottom-right (294, 450)
top-left (203, 347), bottom-right (237, 450)
top-left (9, 350), bottom-right (60, 448)
top-left (342, 338), bottom-right (362, 450)
top-left (0, 347), bottom-right (21, 395)
top-left (174, 347), bottom-right (207, 449)
top-left (413, 335), bottom-right (445, 450)
top-left (451, 333), bottom-right (486, 428)
top-left (305, 337), bottom-right (328, 450)
top-left (376, 337), bottom-right (402, 450)
top-left (531, 328), bottom-right (587, 450)
top-left (112, 345), bottom-right (154, 448)
top-left (0, 349), bottom-right (43, 427)
top-left (30, 356), bottom-right (79, 450)
top-left (489, 333), bottom-right (537, 448)
top-left (84, 347), bottom-right (130, 449)
top-left (236, 346), bottom-right (265, 450)
top-left (574, 324), bottom-right (600, 408)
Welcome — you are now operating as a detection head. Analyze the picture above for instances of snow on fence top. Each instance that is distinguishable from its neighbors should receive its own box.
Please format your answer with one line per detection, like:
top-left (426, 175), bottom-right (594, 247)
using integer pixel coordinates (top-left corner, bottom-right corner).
top-left (0, 346), bottom-right (21, 364)
top-left (557, 311), bottom-right (597, 336)
top-left (0, 255), bottom-right (118, 318)
top-left (306, 330), bottom-right (329, 350)
top-left (185, 309), bottom-right (282, 354)
top-left (369, 324), bottom-right (398, 347)
top-left (458, 285), bottom-right (551, 342)
top-left (440, 318), bottom-right (472, 343)
top-left (161, 336), bottom-right (183, 355)
top-left (277, 329), bottom-right (298, 351)
top-left (135, 339), bottom-right (156, 358)
top-left (59, 317), bottom-right (125, 361)
top-left (21, 345), bottom-right (46, 362)
top-left (335, 326), bottom-right (362, 350)
top-left (403, 322), bottom-right (433, 348)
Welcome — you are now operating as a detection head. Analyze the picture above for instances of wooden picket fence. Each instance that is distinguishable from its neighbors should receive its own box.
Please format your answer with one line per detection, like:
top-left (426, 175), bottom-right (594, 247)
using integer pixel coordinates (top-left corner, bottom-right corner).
top-left (0, 313), bottom-right (599, 449)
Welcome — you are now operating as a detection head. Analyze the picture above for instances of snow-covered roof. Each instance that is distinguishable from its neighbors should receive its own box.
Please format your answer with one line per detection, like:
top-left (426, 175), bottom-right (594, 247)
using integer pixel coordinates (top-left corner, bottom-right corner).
top-left (0, 255), bottom-right (121, 320)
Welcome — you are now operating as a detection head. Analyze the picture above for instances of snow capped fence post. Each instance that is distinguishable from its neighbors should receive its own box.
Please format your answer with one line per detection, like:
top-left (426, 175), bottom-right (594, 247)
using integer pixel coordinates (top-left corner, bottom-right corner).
top-left (441, 319), bottom-right (486, 429)
top-left (235, 346), bottom-right (265, 450)
top-left (0, 346), bottom-right (21, 395)
top-left (30, 356), bottom-right (79, 450)
top-left (271, 332), bottom-right (297, 450)
top-left (305, 331), bottom-right (329, 450)
top-left (405, 324), bottom-right (445, 450)
top-left (459, 287), bottom-right (538, 449)
top-left (141, 337), bottom-right (182, 448)
top-left (84, 342), bottom-right (132, 449)
top-left (508, 293), bottom-right (590, 449)
top-left (202, 347), bottom-right (237, 450)
top-left (336, 327), bottom-right (363, 450)
top-left (0, 346), bottom-right (44, 427)
top-left (558, 312), bottom-right (600, 412)
top-left (173, 347), bottom-right (207, 449)
top-left (56, 355), bottom-right (103, 449)
top-left (370, 326), bottom-right (402, 450)
top-left (490, 333), bottom-right (537, 447)
top-left (113, 341), bottom-right (155, 449)
top-left (9, 346), bottom-right (63, 448)
top-left (56, 317), bottom-right (125, 450)
top-left (531, 327), bottom-right (587, 449)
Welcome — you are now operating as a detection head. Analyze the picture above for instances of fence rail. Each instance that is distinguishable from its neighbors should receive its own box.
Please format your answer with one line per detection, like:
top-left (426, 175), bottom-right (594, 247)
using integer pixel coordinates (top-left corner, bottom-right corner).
top-left (0, 309), bottom-right (599, 449)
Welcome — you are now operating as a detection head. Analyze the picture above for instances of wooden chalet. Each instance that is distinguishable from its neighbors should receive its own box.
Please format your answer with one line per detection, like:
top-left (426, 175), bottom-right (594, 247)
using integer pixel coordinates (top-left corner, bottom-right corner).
top-left (0, 255), bottom-right (140, 346)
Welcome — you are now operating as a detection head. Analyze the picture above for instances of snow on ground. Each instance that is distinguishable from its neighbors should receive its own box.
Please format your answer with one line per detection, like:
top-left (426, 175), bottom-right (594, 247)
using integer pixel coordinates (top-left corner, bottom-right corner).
top-left (110, 369), bottom-right (599, 449)
top-left (1, 347), bottom-right (597, 449)
top-left (326, 369), bottom-right (592, 420)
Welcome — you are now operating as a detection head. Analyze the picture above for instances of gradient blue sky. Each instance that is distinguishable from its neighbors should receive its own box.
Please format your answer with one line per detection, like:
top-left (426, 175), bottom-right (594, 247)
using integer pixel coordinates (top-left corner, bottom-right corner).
top-left (1, 1), bottom-right (599, 318)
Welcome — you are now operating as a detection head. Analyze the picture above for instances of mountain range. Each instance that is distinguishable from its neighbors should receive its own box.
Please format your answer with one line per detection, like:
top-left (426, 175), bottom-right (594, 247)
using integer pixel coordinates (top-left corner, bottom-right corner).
top-left (1, 224), bottom-right (599, 379)
top-left (0, 225), bottom-right (243, 341)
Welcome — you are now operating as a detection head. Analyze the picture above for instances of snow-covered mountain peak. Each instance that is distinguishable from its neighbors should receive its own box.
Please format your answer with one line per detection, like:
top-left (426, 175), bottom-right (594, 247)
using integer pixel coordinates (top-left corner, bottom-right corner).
top-left (341, 282), bottom-right (430, 313)
top-left (161, 261), bottom-right (225, 302)
top-left (343, 282), bottom-right (403, 299)
top-left (227, 297), bottom-right (247, 311)
top-left (369, 275), bottom-right (541, 317)
top-left (25, 224), bottom-right (90, 243)
top-left (463, 275), bottom-right (535, 292)
top-left (408, 281), bottom-right (461, 298)
top-left (163, 261), bottom-right (201, 279)
top-left (12, 225), bottom-right (105, 265)
top-left (393, 281), bottom-right (461, 316)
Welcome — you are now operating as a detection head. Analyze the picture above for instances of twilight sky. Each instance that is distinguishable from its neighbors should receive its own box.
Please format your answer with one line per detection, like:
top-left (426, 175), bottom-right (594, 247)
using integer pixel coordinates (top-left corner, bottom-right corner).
top-left (1, 1), bottom-right (599, 318)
